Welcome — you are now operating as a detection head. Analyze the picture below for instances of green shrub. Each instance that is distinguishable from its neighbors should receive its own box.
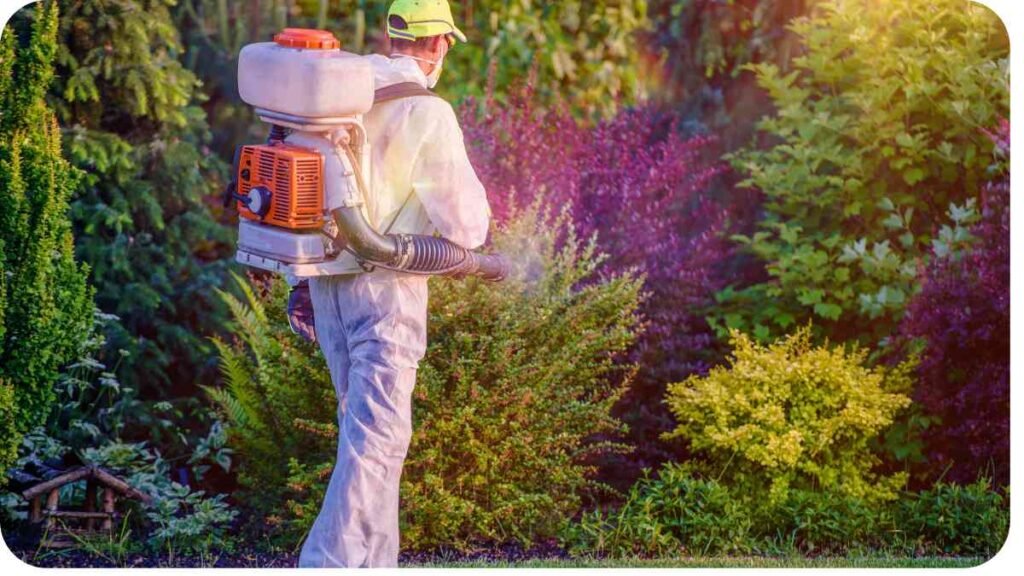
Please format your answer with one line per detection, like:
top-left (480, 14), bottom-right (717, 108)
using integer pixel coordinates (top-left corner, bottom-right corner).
top-left (0, 381), bottom-right (16, 482)
top-left (561, 462), bottom-right (752, 557)
top-left (663, 326), bottom-right (913, 507)
top-left (758, 489), bottom-right (888, 555)
top-left (145, 482), bottom-right (237, 560)
top-left (47, 0), bottom-right (236, 394)
top-left (712, 0), bottom-right (1010, 344)
top-left (211, 205), bottom-right (644, 549)
top-left (0, 1), bottom-right (95, 468)
top-left (894, 479), bottom-right (1009, 557)
top-left (561, 464), bottom-right (896, 558)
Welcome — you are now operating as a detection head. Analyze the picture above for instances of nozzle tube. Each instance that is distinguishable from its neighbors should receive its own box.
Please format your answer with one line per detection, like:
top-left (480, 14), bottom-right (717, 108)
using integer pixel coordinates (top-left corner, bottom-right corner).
top-left (331, 207), bottom-right (509, 282)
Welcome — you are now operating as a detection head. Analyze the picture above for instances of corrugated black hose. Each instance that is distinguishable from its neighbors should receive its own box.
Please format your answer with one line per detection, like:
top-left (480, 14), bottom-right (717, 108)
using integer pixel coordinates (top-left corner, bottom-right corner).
top-left (329, 207), bottom-right (508, 282)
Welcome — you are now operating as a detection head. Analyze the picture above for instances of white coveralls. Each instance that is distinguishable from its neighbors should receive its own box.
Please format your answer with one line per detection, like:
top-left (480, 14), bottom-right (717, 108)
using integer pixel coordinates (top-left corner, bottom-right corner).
top-left (297, 54), bottom-right (491, 568)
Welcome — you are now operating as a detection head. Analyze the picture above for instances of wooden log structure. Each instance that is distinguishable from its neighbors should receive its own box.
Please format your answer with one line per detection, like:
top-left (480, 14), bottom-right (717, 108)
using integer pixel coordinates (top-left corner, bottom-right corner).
top-left (102, 487), bottom-right (115, 531)
top-left (85, 479), bottom-right (97, 531)
top-left (45, 489), bottom-right (60, 530)
top-left (19, 464), bottom-right (151, 548)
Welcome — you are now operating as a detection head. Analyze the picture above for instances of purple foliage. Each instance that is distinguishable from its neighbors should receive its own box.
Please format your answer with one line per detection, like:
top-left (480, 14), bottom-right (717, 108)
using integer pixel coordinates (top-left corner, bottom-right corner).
top-left (894, 119), bottom-right (1010, 488)
top-left (459, 82), bottom-right (747, 488)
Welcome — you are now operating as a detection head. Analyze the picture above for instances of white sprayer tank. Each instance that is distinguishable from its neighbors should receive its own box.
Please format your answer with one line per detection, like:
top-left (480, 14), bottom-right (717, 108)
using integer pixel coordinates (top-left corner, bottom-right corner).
top-left (238, 28), bottom-right (374, 121)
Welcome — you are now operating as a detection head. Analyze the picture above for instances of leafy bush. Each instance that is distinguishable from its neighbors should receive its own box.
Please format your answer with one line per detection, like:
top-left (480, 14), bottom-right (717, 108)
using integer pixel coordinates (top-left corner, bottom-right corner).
top-left (0, 1), bottom-right (95, 471)
top-left (889, 121), bottom-right (1009, 488)
top-left (45, 0), bottom-right (236, 394)
top-left (663, 326), bottom-right (913, 507)
top-left (461, 82), bottom-right (747, 490)
top-left (760, 488), bottom-right (886, 555)
top-left (894, 479), bottom-right (1009, 557)
top-left (561, 464), bottom-right (891, 558)
top-left (211, 206), bottom-right (644, 549)
top-left (713, 0), bottom-right (1010, 344)
top-left (145, 482), bottom-right (237, 560)
top-left (561, 462), bottom-right (752, 557)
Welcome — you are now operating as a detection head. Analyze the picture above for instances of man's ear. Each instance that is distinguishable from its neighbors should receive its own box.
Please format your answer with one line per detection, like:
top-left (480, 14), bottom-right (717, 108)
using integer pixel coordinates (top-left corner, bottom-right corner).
top-left (429, 35), bottom-right (446, 59)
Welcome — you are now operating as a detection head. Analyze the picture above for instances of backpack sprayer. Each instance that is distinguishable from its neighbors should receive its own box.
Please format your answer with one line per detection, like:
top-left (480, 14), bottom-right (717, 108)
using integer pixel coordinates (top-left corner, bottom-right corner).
top-left (226, 28), bottom-right (508, 283)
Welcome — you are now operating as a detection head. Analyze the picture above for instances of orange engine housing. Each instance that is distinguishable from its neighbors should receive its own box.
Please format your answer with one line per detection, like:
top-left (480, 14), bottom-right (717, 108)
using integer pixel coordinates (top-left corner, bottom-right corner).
top-left (238, 144), bottom-right (324, 230)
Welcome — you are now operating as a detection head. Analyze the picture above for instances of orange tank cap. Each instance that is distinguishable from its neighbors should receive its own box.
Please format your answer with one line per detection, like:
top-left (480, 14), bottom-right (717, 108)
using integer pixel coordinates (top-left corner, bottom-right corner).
top-left (273, 28), bottom-right (340, 50)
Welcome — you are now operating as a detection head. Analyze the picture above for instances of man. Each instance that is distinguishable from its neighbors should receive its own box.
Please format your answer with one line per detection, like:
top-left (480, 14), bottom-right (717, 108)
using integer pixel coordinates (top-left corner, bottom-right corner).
top-left (290, 0), bottom-right (492, 568)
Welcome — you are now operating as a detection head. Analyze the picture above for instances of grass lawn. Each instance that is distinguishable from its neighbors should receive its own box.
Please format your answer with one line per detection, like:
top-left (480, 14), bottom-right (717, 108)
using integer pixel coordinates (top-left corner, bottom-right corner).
top-left (409, 556), bottom-right (987, 569)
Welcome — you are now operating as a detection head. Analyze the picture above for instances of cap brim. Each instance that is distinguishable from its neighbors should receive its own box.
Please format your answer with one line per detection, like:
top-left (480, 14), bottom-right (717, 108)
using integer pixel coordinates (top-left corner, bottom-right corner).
top-left (451, 26), bottom-right (467, 43)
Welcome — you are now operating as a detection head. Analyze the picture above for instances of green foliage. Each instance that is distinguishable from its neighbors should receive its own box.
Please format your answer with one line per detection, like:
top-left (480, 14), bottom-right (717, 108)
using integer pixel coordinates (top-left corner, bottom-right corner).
top-left (562, 462), bottom-right (752, 557)
top-left (396, 206), bottom-right (643, 549)
top-left (211, 206), bottom-right (644, 549)
top-left (561, 463), bottom-right (895, 558)
top-left (0, 381), bottom-right (16, 483)
top-left (207, 272), bottom-right (333, 518)
top-left (46, 0), bottom-right (235, 393)
top-left (178, 0), bottom-right (650, 159)
top-left (760, 488), bottom-right (887, 554)
top-left (439, 0), bottom-right (651, 118)
top-left (712, 0), bottom-right (1010, 344)
top-left (663, 326), bottom-right (913, 507)
top-left (0, 2), bottom-right (95, 472)
top-left (647, 0), bottom-right (809, 146)
top-left (1, 312), bottom-right (236, 558)
top-left (562, 465), bottom-right (1008, 558)
top-left (145, 482), bottom-right (238, 559)
top-left (894, 479), bottom-right (1009, 557)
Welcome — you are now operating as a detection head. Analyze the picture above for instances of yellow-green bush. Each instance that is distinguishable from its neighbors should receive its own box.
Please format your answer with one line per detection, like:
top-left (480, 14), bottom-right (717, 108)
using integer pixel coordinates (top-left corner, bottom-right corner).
top-left (662, 326), bottom-right (913, 507)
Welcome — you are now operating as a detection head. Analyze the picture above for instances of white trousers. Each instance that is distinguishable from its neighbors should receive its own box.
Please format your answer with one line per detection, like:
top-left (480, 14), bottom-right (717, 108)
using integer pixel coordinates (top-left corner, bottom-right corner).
top-left (298, 270), bottom-right (428, 568)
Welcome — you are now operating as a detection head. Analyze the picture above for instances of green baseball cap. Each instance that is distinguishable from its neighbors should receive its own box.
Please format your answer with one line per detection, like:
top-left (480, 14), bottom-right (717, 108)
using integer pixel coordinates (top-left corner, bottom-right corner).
top-left (387, 0), bottom-right (467, 44)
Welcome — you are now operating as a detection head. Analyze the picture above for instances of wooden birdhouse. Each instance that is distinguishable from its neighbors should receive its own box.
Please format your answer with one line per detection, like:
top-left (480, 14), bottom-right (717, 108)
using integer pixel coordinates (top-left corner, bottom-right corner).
top-left (21, 464), bottom-right (151, 548)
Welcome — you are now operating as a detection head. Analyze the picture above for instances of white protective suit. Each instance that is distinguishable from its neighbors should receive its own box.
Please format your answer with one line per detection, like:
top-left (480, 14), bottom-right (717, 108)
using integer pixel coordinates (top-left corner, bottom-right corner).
top-left (297, 54), bottom-right (491, 568)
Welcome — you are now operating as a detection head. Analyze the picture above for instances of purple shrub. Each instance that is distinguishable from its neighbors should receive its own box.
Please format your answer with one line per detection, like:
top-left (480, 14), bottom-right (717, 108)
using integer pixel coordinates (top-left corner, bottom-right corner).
top-left (893, 119), bottom-right (1010, 488)
top-left (460, 83), bottom-right (748, 490)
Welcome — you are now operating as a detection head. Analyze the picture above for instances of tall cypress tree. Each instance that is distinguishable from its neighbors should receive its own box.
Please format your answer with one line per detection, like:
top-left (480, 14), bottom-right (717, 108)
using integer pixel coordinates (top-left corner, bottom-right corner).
top-left (44, 0), bottom-right (235, 395)
top-left (0, 1), bottom-right (94, 476)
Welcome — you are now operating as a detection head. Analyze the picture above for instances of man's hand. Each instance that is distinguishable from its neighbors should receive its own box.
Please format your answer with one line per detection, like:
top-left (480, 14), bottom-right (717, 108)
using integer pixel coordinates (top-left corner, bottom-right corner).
top-left (288, 281), bottom-right (317, 344)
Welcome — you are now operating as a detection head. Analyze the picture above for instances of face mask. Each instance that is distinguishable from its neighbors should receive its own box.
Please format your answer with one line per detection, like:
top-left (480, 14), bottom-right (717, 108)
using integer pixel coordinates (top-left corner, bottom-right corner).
top-left (424, 56), bottom-right (444, 89)
top-left (394, 48), bottom-right (447, 89)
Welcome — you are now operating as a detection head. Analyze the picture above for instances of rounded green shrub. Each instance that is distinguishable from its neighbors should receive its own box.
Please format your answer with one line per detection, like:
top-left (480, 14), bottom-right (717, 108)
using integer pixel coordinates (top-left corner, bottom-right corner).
top-left (211, 205), bottom-right (644, 550)
top-left (662, 326), bottom-right (913, 507)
